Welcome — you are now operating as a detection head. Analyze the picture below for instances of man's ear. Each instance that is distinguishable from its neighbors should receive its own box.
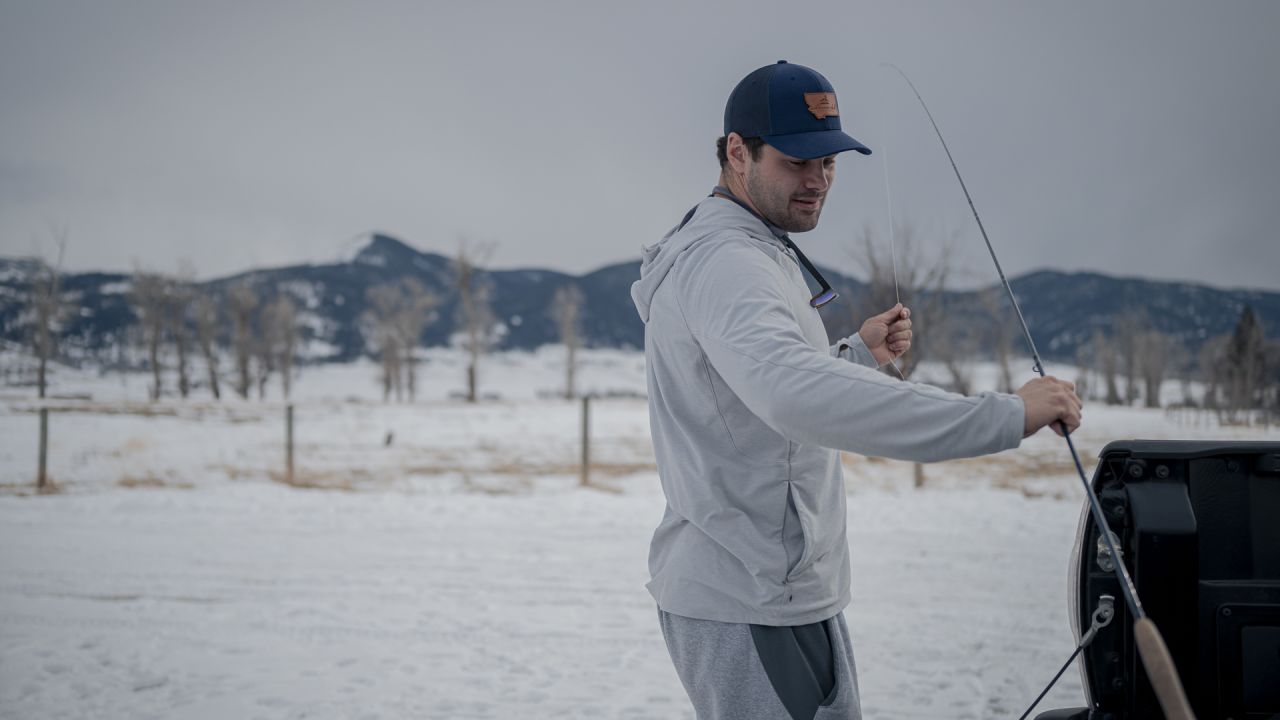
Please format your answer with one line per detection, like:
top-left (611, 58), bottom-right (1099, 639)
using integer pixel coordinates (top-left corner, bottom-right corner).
top-left (725, 132), bottom-right (749, 174)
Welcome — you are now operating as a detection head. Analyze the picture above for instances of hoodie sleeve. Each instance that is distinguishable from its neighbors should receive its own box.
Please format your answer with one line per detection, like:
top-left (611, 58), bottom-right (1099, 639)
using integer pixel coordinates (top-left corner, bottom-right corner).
top-left (673, 238), bottom-right (1024, 463)
top-left (831, 333), bottom-right (880, 369)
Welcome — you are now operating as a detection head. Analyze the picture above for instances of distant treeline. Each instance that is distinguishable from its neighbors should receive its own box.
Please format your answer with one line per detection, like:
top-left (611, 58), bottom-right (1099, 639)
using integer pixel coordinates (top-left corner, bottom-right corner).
top-left (3, 231), bottom-right (1277, 416)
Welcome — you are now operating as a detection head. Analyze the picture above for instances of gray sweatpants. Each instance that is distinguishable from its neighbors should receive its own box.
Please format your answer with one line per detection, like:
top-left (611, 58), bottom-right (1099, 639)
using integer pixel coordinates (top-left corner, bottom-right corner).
top-left (658, 609), bottom-right (862, 720)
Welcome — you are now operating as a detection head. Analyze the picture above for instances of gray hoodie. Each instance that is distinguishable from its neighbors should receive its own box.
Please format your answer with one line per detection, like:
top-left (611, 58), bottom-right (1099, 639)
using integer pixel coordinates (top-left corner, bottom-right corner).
top-left (631, 194), bottom-right (1026, 626)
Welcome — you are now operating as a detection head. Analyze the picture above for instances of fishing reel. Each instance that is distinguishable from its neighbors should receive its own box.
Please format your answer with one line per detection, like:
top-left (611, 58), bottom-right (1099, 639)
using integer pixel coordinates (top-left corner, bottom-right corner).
top-left (1037, 441), bottom-right (1280, 720)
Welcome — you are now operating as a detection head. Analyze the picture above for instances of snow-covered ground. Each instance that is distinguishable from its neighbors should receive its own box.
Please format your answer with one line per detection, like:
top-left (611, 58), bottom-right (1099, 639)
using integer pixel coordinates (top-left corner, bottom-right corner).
top-left (1, 349), bottom-right (1275, 719)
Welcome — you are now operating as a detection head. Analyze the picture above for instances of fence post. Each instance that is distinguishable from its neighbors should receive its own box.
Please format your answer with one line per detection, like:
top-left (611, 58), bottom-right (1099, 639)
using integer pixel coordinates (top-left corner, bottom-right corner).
top-left (37, 408), bottom-right (49, 491)
top-left (286, 404), bottom-right (295, 484)
top-left (580, 395), bottom-right (590, 487)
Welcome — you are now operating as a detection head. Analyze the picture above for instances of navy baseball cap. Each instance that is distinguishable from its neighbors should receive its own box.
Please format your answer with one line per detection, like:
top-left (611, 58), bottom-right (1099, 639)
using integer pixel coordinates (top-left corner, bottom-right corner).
top-left (724, 60), bottom-right (871, 160)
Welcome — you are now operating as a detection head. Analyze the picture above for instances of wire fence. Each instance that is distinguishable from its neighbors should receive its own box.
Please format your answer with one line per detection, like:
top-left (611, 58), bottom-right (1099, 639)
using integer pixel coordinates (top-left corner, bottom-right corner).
top-left (8, 395), bottom-right (655, 496)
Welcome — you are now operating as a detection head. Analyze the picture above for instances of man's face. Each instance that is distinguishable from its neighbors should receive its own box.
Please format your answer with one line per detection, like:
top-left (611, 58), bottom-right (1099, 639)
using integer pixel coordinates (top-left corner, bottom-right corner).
top-left (742, 142), bottom-right (836, 233)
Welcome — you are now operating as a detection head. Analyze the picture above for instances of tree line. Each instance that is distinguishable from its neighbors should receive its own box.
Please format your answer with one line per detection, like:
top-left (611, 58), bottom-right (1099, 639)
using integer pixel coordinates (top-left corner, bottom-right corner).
top-left (109, 266), bottom-right (302, 402)
top-left (850, 225), bottom-right (1280, 421)
top-left (13, 230), bottom-right (1272, 414)
top-left (15, 238), bottom-right (588, 403)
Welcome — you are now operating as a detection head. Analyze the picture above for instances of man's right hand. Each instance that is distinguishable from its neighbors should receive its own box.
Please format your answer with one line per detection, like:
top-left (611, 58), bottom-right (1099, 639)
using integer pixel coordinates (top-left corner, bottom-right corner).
top-left (1016, 376), bottom-right (1083, 438)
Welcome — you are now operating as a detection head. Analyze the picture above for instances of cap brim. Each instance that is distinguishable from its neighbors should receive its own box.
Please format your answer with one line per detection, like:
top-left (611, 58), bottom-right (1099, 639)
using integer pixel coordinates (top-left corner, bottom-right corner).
top-left (762, 129), bottom-right (871, 160)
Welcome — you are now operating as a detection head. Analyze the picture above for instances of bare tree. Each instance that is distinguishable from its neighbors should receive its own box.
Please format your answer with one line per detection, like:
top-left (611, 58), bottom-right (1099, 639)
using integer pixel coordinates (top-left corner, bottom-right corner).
top-left (1074, 343), bottom-right (1093, 403)
top-left (848, 223), bottom-right (958, 488)
top-left (394, 278), bottom-right (439, 402)
top-left (167, 271), bottom-right (195, 399)
top-left (362, 278), bottom-right (440, 402)
top-left (192, 292), bottom-right (222, 400)
top-left (1174, 342), bottom-right (1196, 407)
top-left (977, 288), bottom-right (1016, 394)
top-left (263, 294), bottom-right (299, 399)
top-left (1136, 329), bottom-right (1172, 409)
top-left (254, 308), bottom-right (276, 400)
top-left (552, 284), bottom-right (585, 399)
top-left (130, 270), bottom-right (170, 401)
top-left (1198, 335), bottom-right (1227, 410)
top-left (364, 284), bottom-right (405, 402)
top-left (1114, 311), bottom-right (1147, 405)
top-left (933, 323), bottom-right (977, 395)
top-left (254, 346), bottom-right (273, 399)
top-left (453, 240), bottom-right (496, 403)
top-left (25, 230), bottom-right (69, 398)
top-left (227, 283), bottom-right (258, 399)
top-left (1096, 329), bottom-right (1122, 405)
top-left (382, 335), bottom-right (403, 401)
top-left (848, 223), bottom-right (956, 381)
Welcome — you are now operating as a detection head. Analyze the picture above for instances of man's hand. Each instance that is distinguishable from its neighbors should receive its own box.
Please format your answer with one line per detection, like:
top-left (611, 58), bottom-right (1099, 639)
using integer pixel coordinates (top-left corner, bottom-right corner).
top-left (858, 303), bottom-right (912, 366)
top-left (1016, 376), bottom-right (1083, 437)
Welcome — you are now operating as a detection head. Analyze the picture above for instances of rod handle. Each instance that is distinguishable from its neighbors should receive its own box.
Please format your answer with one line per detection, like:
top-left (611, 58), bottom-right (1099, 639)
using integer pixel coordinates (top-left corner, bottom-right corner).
top-left (1134, 617), bottom-right (1196, 720)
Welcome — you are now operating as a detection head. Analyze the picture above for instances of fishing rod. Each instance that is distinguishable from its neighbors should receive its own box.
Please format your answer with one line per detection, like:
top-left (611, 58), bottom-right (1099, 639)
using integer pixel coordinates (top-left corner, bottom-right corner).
top-left (881, 62), bottom-right (1195, 720)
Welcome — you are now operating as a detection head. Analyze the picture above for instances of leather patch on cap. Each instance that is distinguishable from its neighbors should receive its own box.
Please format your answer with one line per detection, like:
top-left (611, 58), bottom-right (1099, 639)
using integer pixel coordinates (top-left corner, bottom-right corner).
top-left (804, 92), bottom-right (839, 119)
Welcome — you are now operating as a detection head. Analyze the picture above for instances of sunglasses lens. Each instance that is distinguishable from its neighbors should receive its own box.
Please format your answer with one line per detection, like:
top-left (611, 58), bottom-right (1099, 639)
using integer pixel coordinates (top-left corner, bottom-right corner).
top-left (810, 289), bottom-right (838, 308)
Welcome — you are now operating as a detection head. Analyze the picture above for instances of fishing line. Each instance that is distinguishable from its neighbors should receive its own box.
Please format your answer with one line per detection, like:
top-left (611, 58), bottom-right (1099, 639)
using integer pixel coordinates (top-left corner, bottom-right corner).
top-left (1017, 596), bottom-right (1114, 720)
top-left (880, 61), bottom-right (1196, 720)
top-left (880, 95), bottom-right (901, 307)
top-left (879, 74), bottom-right (908, 381)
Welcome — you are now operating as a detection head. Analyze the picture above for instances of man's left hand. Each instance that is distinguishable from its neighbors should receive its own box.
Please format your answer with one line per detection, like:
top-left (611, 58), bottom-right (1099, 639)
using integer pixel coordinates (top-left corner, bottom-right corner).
top-left (858, 303), bottom-right (912, 366)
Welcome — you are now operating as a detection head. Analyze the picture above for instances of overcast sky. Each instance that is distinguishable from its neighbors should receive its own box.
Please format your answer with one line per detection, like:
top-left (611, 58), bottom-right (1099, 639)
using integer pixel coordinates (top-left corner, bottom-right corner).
top-left (2, 1), bottom-right (1278, 291)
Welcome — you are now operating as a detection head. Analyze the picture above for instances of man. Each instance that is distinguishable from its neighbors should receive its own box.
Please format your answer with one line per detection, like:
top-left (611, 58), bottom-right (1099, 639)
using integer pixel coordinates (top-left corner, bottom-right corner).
top-left (629, 61), bottom-right (1083, 720)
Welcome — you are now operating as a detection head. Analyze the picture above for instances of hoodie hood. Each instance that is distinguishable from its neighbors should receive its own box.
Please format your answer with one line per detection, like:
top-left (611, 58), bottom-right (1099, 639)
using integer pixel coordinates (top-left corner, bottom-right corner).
top-left (630, 195), bottom-right (782, 323)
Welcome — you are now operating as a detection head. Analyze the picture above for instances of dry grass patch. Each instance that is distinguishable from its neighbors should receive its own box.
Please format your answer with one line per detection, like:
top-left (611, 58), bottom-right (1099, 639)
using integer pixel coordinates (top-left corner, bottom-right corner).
top-left (29, 403), bottom-right (182, 417)
top-left (489, 459), bottom-right (656, 478)
top-left (940, 449), bottom-right (1098, 481)
top-left (0, 479), bottom-right (62, 496)
top-left (269, 468), bottom-right (366, 491)
top-left (118, 473), bottom-right (193, 490)
top-left (209, 463), bottom-right (257, 481)
top-left (460, 473), bottom-right (533, 495)
top-left (404, 459), bottom-right (655, 479)
top-left (587, 461), bottom-right (657, 478)
top-left (403, 462), bottom-right (473, 476)
top-left (841, 447), bottom-right (1098, 496)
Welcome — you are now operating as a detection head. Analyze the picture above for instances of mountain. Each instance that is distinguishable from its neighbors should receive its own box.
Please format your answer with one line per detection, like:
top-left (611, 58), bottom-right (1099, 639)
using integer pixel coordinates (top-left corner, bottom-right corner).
top-left (1004, 270), bottom-right (1278, 356)
top-left (1, 234), bottom-right (1276, 368)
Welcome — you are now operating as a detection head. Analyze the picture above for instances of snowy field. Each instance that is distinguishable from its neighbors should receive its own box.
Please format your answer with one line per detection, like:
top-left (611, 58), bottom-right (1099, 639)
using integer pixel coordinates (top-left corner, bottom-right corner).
top-left (2, 349), bottom-right (1276, 719)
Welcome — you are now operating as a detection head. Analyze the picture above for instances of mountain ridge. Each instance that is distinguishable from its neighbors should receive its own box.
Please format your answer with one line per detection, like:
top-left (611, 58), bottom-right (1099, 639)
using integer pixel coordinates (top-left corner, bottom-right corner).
top-left (2, 233), bottom-right (1275, 367)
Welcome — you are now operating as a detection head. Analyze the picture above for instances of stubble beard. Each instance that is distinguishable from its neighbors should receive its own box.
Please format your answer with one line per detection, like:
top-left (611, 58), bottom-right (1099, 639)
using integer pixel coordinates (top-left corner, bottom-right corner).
top-left (746, 166), bottom-right (824, 233)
